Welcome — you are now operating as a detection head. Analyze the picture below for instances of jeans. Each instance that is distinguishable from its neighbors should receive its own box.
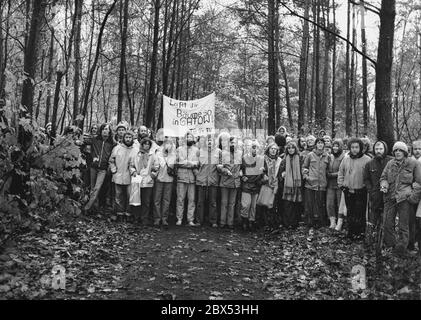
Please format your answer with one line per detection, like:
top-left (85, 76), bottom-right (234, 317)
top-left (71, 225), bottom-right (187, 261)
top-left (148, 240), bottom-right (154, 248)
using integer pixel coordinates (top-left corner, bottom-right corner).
top-left (304, 188), bottom-right (327, 228)
top-left (240, 192), bottom-right (258, 221)
top-left (384, 199), bottom-right (412, 250)
top-left (140, 187), bottom-right (153, 224)
top-left (220, 187), bottom-right (237, 227)
top-left (344, 189), bottom-right (367, 239)
top-left (85, 168), bottom-right (107, 210)
top-left (115, 184), bottom-right (130, 213)
top-left (326, 188), bottom-right (342, 218)
top-left (196, 185), bottom-right (218, 225)
top-left (176, 182), bottom-right (196, 223)
top-left (153, 181), bottom-right (173, 224)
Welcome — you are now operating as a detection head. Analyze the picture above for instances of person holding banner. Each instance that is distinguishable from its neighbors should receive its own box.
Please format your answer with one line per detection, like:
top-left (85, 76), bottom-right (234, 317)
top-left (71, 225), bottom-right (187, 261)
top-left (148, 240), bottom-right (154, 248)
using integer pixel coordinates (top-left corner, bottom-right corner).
top-left (175, 131), bottom-right (199, 226)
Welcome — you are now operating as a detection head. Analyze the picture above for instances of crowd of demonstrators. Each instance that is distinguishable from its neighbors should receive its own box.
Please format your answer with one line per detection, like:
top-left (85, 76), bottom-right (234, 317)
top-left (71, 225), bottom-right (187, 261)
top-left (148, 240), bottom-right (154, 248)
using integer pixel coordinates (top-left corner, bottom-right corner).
top-left (39, 120), bottom-right (421, 258)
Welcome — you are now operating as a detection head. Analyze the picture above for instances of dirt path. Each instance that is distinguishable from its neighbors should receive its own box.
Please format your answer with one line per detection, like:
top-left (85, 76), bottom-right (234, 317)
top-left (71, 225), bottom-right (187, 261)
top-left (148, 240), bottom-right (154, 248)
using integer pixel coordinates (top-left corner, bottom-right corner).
top-left (115, 226), bottom-right (273, 300)
top-left (1, 215), bottom-right (420, 300)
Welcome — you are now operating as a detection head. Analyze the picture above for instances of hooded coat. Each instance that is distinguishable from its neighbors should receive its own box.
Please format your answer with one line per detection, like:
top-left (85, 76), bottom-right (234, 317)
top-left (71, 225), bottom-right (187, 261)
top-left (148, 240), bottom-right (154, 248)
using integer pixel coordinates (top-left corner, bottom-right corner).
top-left (338, 138), bottom-right (371, 191)
top-left (109, 142), bottom-right (137, 185)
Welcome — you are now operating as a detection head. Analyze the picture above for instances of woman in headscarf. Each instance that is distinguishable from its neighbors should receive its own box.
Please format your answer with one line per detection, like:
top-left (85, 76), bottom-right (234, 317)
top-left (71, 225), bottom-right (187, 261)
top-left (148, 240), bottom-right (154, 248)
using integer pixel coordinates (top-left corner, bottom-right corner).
top-left (279, 140), bottom-right (303, 229)
top-left (260, 142), bottom-right (282, 231)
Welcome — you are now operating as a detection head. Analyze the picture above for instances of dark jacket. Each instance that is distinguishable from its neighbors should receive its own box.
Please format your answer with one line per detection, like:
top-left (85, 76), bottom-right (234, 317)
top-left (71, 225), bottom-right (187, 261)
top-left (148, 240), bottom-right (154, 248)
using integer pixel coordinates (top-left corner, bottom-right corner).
top-left (91, 136), bottom-right (115, 170)
top-left (363, 141), bottom-right (393, 211)
top-left (241, 154), bottom-right (265, 194)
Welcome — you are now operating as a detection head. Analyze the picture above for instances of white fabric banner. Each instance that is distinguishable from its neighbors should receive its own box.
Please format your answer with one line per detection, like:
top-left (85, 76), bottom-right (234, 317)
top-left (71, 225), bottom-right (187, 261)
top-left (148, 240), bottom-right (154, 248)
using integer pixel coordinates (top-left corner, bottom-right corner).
top-left (163, 93), bottom-right (215, 137)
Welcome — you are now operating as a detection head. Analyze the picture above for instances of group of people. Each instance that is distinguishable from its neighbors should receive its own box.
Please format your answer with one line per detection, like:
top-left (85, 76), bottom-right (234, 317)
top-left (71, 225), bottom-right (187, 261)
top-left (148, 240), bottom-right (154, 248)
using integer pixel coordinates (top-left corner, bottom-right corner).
top-left (57, 121), bottom-right (421, 257)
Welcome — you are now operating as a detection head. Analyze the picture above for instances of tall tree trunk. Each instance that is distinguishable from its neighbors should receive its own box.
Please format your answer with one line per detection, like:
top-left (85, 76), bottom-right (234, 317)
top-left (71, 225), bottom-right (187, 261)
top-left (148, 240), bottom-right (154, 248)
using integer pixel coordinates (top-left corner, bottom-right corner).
top-left (117, 0), bottom-right (129, 123)
top-left (267, 0), bottom-right (276, 134)
top-left (360, 2), bottom-right (368, 136)
top-left (350, 2), bottom-right (356, 135)
top-left (72, 0), bottom-right (83, 124)
top-left (144, 0), bottom-right (160, 128)
top-left (313, 0), bottom-right (321, 129)
top-left (320, 1), bottom-right (329, 129)
top-left (298, 0), bottom-right (310, 134)
top-left (279, 51), bottom-right (293, 129)
top-left (20, 0), bottom-right (47, 122)
top-left (345, 0), bottom-right (352, 136)
top-left (80, 0), bottom-right (117, 130)
top-left (331, 0), bottom-right (337, 137)
top-left (375, 0), bottom-right (396, 152)
top-left (274, 0), bottom-right (281, 131)
top-left (45, 27), bottom-right (55, 127)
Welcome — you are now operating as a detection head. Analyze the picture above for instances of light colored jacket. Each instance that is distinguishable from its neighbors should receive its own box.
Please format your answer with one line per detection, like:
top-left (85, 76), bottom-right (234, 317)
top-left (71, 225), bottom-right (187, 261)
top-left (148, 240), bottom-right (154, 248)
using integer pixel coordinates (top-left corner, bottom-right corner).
top-left (176, 144), bottom-right (199, 184)
top-left (129, 150), bottom-right (158, 188)
top-left (109, 143), bottom-right (137, 185)
top-left (338, 154), bottom-right (371, 191)
top-left (302, 151), bottom-right (330, 191)
top-left (155, 147), bottom-right (176, 183)
top-left (380, 157), bottom-right (421, 204)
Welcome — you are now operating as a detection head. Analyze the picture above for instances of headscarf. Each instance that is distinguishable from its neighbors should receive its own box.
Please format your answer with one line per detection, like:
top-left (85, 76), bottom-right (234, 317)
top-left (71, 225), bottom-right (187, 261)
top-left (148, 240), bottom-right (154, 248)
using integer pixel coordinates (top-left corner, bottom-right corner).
top-left (283, 141), bottom-right (302, 196)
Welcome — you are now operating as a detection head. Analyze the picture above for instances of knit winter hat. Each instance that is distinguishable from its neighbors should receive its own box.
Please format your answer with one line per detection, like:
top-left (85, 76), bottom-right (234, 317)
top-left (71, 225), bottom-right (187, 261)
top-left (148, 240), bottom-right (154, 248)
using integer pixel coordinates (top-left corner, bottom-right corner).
top-left (306, 134), bottom-right (316, 143)
top-left (392, 141), bottom-right (408, 154)
top-left (116, 121), bottom-right (129, 131)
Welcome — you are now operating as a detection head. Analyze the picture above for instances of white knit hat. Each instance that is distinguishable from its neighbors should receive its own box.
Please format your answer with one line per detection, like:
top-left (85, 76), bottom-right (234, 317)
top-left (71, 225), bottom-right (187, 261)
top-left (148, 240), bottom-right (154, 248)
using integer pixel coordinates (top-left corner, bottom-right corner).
top-left (392, 141), bottom-right (408, 154)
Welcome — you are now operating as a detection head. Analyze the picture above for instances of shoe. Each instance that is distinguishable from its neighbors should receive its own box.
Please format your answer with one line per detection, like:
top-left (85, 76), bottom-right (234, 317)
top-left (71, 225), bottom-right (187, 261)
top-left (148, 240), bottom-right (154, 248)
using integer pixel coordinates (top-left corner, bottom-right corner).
top-left (329, 217), bottom-right (337, 229)
top-left (211, 224), bottom-right (218, 228)
top-left (188, 221), bottom-right (198, 227)
top-left (335, 218), bottom-right (343, 231)
top-left (176, 220), bottom-right (182, 226)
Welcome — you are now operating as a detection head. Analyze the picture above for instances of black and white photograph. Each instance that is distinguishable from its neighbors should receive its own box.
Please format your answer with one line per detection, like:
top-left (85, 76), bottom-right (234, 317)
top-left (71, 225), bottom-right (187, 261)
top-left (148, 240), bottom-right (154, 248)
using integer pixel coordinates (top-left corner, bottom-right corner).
top-left (0, 0), bottom-right (420, 308)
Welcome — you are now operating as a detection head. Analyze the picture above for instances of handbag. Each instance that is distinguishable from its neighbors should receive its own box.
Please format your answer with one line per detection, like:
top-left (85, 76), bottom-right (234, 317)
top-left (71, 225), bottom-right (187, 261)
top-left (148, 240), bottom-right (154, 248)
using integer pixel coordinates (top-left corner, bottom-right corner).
top-left (165, 157), bottom-right (177, 177)
top-left (257, 184), bottom-right (275, 209)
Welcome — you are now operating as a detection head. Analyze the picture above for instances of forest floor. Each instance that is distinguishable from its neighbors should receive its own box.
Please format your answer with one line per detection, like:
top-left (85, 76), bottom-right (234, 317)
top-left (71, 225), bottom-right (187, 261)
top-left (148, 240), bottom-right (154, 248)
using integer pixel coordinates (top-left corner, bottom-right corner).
top-left (0, 211), bottom-right (420, 300)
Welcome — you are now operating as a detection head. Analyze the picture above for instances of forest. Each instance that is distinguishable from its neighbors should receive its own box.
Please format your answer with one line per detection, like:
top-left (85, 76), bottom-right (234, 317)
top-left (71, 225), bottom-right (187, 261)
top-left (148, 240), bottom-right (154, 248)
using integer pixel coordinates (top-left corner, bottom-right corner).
top-left (0, 0), bottom-right (421, 301)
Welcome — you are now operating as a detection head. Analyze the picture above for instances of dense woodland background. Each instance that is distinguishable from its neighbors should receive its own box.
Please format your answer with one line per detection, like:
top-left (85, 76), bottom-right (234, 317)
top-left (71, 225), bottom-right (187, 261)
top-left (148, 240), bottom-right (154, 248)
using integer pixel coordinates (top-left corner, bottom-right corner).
top-left (0, 0), bottom-right (420, 145)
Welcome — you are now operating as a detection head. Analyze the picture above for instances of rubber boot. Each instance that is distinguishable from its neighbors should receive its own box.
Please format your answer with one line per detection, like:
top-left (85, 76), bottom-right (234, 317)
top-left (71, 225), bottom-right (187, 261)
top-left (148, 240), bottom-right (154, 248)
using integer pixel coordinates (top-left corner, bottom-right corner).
top-left (335, 218), bottom-right (343, 231)
top-left (329, 217), bottom-right (337, 229)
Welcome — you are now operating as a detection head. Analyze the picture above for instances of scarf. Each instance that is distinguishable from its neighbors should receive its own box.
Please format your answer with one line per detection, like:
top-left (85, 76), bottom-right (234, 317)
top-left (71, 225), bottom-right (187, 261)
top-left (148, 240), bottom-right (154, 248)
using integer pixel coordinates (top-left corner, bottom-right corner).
top-left (284, 154), bottom-right (302, 189)
top-left (265, 155), bottom-right (277, 188)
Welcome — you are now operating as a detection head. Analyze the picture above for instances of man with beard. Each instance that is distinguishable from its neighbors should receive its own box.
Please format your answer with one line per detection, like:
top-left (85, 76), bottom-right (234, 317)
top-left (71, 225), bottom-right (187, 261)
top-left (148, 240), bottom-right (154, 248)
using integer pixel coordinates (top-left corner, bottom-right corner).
top-left (380, 142), bottom-right (421, 256)
top-left (338, 138), bottom-right (371, 240)
top-left (109, 131), bottom-right (137, 221)
top-left (326, 139), bottom-right (345, 229)
top-left (175, 131), bottom-right (199, 226)
top-left (363, 141), bottom-right (393, 244)
top-left (195, 135), bottom-right (220, 227)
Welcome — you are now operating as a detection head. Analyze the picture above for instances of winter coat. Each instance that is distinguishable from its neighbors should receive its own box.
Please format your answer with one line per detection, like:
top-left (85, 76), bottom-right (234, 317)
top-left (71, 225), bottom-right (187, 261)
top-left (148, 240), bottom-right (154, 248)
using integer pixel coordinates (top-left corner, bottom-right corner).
top-left (155, 146), bottom-right (177, 183)
top-left (195, 148), bottom-right (220, 187)
top-left (109, 143), bottom-right (137, 185)
top-left (338, 154), bottom-right (371, 191)
top-left (327, 152), bottom-right (345, 189)
top-left (176, 144), bottom-right (199, 184)
top-left (302, 151), bottom-right (330, 191)
top-left (380, 157), bottom-right (421, 204)
top-left (129, 149), bottom-right (158, 188)
top-left (217, 149), bottom-right (243, 189)
top-left (91, 136), bottom-right (115, 170)
top-left (241, 154), bottom-right (265, 194)
top-left (363, 141), bottom-right (393, 209)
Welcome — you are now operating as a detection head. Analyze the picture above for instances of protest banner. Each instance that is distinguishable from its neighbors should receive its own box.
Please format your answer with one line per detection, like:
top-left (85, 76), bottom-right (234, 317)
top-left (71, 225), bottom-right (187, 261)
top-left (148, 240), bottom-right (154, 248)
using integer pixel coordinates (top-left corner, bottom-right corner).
top-left (163, 92), bottom-right (215, 137)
